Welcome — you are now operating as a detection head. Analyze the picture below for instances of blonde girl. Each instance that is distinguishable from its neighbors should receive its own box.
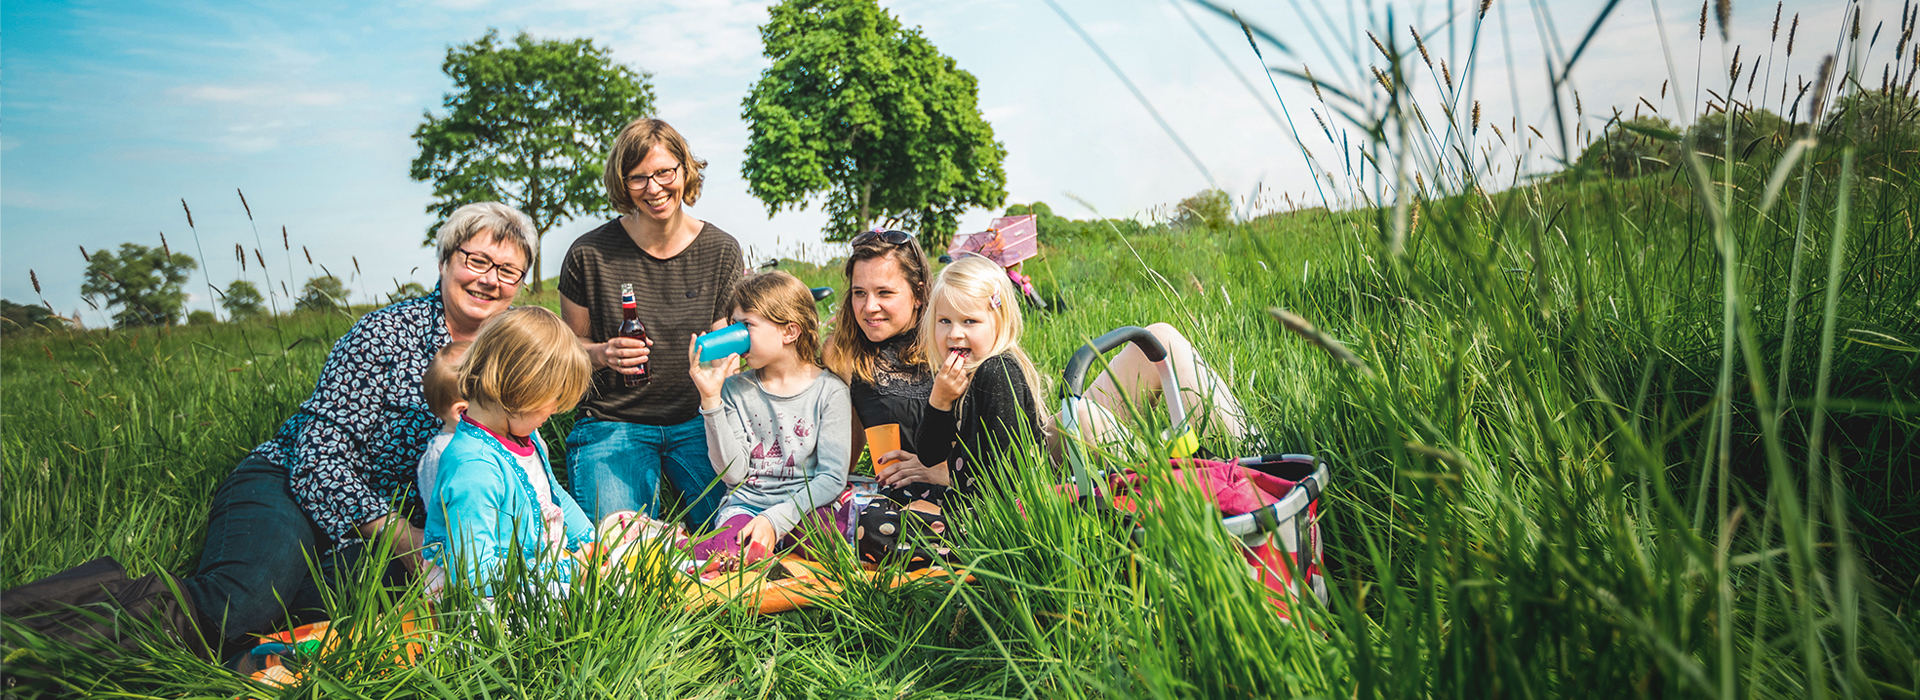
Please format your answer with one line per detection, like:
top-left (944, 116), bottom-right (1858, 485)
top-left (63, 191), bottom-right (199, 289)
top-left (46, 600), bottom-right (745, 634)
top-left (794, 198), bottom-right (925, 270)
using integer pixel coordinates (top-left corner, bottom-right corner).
top-left (908, 255), bottom-right (1047, 497)
top-left (689, 271), bottom-right (853, 564)
top-left (422, 306), bottom-right (596, 596)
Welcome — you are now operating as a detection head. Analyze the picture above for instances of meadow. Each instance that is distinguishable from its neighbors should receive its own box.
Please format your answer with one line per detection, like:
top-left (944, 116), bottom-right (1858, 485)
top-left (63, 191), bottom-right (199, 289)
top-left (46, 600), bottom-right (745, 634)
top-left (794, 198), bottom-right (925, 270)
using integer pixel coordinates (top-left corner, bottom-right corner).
top-left (5, 4), bottom-right (1920, 698)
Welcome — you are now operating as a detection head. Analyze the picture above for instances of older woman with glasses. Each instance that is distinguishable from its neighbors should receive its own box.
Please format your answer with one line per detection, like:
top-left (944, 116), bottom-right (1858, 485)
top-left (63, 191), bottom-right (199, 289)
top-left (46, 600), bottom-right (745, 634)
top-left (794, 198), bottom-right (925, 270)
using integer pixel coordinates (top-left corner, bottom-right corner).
top-left (2, 202), bottom-right (539, 663)
top-left (556, 118), bottom-right (742, 529)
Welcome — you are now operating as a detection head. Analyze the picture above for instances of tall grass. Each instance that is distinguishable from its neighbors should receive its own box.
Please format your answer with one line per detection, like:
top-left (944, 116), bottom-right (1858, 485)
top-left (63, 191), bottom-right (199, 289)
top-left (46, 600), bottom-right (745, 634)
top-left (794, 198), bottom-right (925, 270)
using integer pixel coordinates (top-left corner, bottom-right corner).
top-left (4, 1), bottom-right (1918, 697)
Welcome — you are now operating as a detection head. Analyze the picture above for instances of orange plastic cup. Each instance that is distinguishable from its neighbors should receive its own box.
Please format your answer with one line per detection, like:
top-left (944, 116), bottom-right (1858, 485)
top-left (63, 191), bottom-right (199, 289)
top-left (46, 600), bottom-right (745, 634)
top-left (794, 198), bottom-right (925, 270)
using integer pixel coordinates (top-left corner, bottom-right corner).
top-left (865, 423), bottom-right (901, 473)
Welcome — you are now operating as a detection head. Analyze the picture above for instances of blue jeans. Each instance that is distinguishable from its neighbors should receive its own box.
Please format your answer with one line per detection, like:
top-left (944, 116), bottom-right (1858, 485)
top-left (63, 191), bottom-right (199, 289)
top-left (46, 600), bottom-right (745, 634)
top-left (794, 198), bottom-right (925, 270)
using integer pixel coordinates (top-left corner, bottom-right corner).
top-left (566, 415), bottom-right (724, 530)
top-left (179, 454), bottom-right (406, 660)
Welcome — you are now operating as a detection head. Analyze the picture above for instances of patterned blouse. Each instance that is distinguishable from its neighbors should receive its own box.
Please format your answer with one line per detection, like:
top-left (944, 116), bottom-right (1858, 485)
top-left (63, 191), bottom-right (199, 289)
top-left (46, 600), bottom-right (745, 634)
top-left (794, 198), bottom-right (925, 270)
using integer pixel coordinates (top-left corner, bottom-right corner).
top-left (248, 290), bottom-right (450, 548)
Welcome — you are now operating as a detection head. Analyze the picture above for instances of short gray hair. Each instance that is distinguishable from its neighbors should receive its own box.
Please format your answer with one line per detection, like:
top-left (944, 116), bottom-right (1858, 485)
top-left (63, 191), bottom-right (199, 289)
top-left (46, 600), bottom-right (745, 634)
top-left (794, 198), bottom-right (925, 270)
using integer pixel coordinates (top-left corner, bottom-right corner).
top-left (434, 202), bottom-right (536, 269)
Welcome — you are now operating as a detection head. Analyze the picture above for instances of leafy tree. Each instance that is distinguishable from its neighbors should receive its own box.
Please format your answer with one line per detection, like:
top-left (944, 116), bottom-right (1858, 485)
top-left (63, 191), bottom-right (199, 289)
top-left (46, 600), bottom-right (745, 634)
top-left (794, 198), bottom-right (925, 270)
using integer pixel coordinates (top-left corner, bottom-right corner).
top-left (1, 299), bottom-right (66, 334)
top-left (1003, 201), bottom-right (1145, 245)
top-left (742, 0), bottom-right (1007, 248)
top-left (1572, 115), bottom-right (1682, 179)
top-left (297, 275), bottom-right (348, 312)
top-left (186, 310), bottom-right (217, 326)
top-left (1821, 90), bottom-right (1920, 157)
top-left (222, 280), bottom-right (266, 320)
top-left (411, 29), bottom-right (655, 291)
top-left (1687, 108), bottom-right (1789, 162)
top-left (80, 243), bottom-right (197, 327)
top-left (388, 281), bottom-right (430, 304)
top-left (1176, 189), bottom-right (1233, 230)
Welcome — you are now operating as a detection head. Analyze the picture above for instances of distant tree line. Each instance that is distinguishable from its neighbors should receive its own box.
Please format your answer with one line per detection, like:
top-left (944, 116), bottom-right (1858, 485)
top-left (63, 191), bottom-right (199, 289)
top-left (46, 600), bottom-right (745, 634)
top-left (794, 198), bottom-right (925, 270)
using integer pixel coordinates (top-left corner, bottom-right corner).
top-left (1572, 91), bottom-right (1919, 181)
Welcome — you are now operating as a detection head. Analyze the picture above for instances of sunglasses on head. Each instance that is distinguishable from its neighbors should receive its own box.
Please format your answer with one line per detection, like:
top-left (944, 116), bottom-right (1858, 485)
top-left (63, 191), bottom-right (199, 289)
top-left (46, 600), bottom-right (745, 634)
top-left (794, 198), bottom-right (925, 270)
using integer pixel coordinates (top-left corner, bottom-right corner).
top-left (849, 229), bottom-right (913, 247)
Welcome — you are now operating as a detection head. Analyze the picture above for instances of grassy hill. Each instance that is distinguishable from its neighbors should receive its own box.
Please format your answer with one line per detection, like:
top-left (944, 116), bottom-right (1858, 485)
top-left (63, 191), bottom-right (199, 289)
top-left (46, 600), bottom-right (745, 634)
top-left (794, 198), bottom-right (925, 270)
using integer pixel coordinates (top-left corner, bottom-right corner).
top-left (4, 135), bottom-right (1916, 695)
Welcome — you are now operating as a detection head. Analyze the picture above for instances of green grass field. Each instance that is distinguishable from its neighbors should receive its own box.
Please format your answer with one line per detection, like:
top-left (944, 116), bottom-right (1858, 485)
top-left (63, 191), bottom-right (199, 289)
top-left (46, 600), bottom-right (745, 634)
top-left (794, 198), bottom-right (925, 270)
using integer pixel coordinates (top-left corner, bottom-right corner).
top-left (6, 7), bottom-right (1920, 697)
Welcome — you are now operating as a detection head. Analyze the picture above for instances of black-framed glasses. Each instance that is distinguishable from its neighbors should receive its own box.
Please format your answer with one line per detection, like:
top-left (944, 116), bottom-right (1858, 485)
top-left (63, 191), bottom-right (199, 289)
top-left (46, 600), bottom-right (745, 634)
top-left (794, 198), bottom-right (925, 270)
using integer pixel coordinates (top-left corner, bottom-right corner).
top-left (850, 229), bottom-right (913, 247)
top-left (624, 164), bottom-right (681, 190)
top-left (457, 247), bottom-right (525, 285)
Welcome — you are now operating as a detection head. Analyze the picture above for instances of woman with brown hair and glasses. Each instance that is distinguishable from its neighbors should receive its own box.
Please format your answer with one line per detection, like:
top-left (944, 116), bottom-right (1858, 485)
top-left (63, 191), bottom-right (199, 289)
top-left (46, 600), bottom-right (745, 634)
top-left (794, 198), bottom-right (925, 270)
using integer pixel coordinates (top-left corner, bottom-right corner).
top-left (557, 118), bottom-right (741, 530)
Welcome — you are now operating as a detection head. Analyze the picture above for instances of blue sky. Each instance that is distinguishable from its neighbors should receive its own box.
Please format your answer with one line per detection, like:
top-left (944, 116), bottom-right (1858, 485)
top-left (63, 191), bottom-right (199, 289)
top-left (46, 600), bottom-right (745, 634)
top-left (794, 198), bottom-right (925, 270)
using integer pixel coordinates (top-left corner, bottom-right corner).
top-left (2, 0), bottom-right (1861, 324)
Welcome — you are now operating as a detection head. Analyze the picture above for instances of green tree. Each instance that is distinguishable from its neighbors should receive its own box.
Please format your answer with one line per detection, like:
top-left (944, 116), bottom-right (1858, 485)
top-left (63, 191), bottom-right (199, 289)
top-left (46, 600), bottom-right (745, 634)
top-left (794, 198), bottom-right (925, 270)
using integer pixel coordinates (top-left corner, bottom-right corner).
top-left (411, 29), bottom-right (654, 291)
top-left (80, 242), bottom-right (197, 327)
top-left (1176, 189), bottom-right (1233, 230)
top-left (1821, 90), bottom-right (1920, 157)
top-left (1572, 115), bottom-right (1682, 179)
top-left (297, 275), bottom-right (348, 312)
top-left (186, 310), bottom-right (217, 325)
top-left (1, 299), bottom-right (66, 334)
top-left (222, 279), bottom-right (266, 320)
top-left (742, 0), bottom-right (1007, 248)
top-left (1688, 108), bottom-right (1789, 162)
top-left (388, 281), bottom-right (430, 304)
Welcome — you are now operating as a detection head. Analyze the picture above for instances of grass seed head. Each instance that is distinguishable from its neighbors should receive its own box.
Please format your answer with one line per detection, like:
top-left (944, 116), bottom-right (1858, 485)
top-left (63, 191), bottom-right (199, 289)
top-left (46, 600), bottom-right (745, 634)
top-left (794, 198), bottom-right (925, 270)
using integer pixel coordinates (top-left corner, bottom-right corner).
top-left (255, 249), bottom-right (267, 269)
top-left (1788, 13), bottom-right (1799, 54)
top-left (1480, 0), bottom-right (1491, 19)
top-left (1473, 101), bottom-right (1482, 133)
top-left (281, 225), bottom-right (290, 250)
top-left (1715, 0), bottom-right (1732, 42)
top-left (31, 269), bottom-right (42, 295)
top-left (180, 199), bottom-right (193, 228)
top-left (1412, 26), bottom-right (1432, 67)
top-left (79, 245), bottom-right (90, 262)
top-left (237, 188), bottom-right (253, 221)
top-left (1810, 54), bottom-right (1835, 122)
top-left (1771, 1), bottom-right (1782, 41)
top-left (159, 231), bottom-right (171, 258)
top-left (304, 245), bottom-right (313, 265)
top-left (1699, 1), bottom-right (1709, 41)
top-left (236, 243), bottom-right (246, 271)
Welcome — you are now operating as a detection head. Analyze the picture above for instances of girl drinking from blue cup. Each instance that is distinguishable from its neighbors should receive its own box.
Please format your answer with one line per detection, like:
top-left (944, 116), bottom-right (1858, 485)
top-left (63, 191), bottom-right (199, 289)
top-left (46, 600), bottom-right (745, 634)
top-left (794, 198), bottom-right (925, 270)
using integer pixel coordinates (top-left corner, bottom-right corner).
top-left (689, 271), bottom-right (853, 565)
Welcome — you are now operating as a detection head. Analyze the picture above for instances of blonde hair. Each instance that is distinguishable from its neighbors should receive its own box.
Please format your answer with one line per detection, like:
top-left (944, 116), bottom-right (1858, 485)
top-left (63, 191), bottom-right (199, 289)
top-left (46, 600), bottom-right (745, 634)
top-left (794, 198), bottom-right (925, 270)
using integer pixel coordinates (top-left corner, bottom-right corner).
top-left (603, 118), bottom-right (707, 213)
top-left (424, 340), bottom-right (472, 419)
top-left (730, 271), bottom-right (821, 366)
top-left (823, 236), bottom-right (932, 383)
top-left (919, 256), bottom-right (1047, 415)
top-left (458, 307), bottom-right (591, 415)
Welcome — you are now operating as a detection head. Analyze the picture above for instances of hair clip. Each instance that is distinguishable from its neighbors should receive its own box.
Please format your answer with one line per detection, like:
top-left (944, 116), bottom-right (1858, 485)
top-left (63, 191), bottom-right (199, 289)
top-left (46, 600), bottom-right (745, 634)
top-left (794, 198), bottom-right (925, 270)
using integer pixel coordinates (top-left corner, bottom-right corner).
top-left (989, 292), bottom-right (1002, 309)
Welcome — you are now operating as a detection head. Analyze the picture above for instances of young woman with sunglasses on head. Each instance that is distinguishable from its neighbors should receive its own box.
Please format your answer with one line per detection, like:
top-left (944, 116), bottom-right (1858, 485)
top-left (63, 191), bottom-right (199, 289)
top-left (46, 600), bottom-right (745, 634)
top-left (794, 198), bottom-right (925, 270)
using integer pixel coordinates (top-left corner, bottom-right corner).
top-left (822, 230), bottom-right (946, 499)
top-left (556, 118), bottom-right (742, 531)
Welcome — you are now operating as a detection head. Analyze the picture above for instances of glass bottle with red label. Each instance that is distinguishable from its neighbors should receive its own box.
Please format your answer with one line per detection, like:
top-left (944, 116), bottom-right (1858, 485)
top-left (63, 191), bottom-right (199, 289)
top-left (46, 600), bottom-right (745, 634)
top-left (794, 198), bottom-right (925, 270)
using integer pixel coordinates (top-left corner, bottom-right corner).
top-left (618, 283), bottom-right (650, 387)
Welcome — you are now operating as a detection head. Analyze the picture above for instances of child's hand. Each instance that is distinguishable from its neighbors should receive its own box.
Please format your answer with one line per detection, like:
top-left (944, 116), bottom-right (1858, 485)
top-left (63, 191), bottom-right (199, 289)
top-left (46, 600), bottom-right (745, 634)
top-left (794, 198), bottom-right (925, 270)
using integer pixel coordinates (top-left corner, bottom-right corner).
top-left (929, 350), bottom-right (971, 411)
top-left (739, 515), bottom-right (778, 564)
top-left (688, 333), bottom-right (739, 409)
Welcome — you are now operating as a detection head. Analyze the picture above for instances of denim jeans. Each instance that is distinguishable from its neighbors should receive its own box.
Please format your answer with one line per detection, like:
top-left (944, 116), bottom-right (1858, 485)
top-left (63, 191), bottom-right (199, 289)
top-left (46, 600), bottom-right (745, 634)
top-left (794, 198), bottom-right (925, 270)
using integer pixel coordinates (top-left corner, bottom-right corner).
top-left (565, 415), bottom-right (725, 530)
top-left (178, 454), bottom-right (407, 660)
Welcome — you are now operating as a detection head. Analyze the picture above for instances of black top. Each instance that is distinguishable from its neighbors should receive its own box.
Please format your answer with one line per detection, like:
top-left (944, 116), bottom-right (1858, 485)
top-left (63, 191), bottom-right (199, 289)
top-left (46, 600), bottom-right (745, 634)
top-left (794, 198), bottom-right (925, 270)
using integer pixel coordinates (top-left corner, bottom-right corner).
top-left (558, 219), bottom-right (743, 425)
top-left (848, 333), bottom-right (933, 456)
top-left (915, 353), bottom-right (1041, 496)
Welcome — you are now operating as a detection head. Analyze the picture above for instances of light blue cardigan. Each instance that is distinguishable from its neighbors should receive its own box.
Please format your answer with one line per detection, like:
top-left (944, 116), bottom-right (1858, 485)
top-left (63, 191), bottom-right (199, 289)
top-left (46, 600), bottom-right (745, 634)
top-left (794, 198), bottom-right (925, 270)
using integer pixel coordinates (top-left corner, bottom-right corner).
top-left (422, 419), bottom-right (594, 595)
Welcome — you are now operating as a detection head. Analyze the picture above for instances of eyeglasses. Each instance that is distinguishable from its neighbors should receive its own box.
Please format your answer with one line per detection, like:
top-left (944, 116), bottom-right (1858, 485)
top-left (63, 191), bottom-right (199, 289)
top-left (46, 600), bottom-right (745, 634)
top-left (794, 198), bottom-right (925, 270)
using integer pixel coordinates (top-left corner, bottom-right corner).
top-left (850, 230), bottom-right (914, 247)
top-left (624, 164), bottom-right (681, 190)
top-left (456, 247), bottom-right (525, 285)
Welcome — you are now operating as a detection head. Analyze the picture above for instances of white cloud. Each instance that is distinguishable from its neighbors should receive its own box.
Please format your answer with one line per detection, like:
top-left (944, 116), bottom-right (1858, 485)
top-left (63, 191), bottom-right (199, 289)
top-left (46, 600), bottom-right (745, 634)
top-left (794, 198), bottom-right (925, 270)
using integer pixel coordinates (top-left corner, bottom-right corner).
top-left (176, 84), bottom-right (347, 106)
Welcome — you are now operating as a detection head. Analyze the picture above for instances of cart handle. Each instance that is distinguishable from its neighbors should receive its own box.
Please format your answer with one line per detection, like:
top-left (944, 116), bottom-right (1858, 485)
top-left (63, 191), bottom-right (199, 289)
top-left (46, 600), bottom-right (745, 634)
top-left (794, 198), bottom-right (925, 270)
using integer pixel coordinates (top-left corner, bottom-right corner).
top-left (1059, 326), bottom-right (1194, 503)
top-left (1061, 326), bottom-right (1168, 397)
